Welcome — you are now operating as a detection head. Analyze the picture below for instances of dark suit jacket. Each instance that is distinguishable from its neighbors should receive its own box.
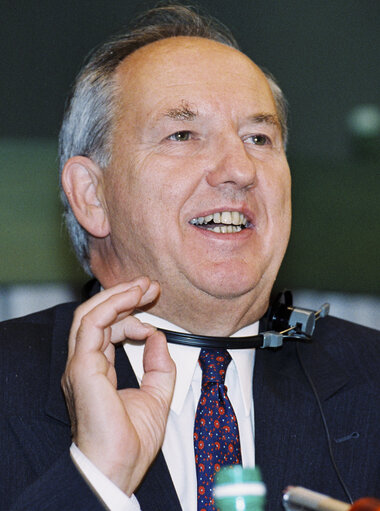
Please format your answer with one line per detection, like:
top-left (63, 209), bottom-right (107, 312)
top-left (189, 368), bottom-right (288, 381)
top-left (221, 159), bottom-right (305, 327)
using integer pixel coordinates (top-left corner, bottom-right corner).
top-left (1, 301), bottom-right (380, 510)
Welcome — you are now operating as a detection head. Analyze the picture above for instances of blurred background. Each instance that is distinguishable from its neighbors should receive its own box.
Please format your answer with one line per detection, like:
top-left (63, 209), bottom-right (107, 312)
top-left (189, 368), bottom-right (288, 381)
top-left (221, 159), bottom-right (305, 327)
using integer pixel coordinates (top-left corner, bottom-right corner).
top-left (1, 0), bottom-right (379, 327)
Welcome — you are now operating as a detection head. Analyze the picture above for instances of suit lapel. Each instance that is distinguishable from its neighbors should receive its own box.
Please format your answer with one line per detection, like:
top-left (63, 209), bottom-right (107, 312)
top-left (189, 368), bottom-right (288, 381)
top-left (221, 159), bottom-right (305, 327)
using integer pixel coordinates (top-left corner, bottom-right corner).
top-left (115, 345), bottom-right (182, 511)
top-left (253, 331), bottom-right (353, 510)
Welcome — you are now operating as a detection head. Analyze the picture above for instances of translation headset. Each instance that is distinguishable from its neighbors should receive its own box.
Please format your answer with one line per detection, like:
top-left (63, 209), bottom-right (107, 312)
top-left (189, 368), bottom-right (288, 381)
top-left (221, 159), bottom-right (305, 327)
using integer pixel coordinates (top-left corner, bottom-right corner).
top-left (159, 290), bottom-right (330, 349)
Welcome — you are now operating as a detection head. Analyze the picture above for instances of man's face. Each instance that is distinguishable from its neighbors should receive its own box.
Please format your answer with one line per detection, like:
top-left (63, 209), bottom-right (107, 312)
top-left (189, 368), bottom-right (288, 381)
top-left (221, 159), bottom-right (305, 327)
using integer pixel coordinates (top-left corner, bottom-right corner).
top-left (101, 37), bottom-right (291, 328)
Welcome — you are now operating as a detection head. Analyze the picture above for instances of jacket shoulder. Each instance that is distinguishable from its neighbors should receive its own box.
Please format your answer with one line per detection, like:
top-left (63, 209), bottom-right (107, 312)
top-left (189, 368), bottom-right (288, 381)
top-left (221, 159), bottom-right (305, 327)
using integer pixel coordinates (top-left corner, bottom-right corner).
top-left (314, 315), bottom-right (380, 349)
top-left (0, 302), bottom-right (78, 345)
top-left (315, 314), bottom-right (379, 337)
top-left (312, 315), bottom-right (380, 382)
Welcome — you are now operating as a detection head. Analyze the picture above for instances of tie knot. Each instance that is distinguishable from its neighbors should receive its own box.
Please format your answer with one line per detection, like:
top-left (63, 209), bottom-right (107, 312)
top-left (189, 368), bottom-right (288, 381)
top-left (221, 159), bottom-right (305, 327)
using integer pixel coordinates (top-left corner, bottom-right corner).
top-left (199, 349), bottom-right (231, 384)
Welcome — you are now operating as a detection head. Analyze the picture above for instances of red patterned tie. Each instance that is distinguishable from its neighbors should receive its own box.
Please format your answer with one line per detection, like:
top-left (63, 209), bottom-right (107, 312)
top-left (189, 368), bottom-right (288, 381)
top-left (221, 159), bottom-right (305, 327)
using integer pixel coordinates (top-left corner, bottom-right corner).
top-left (194, 348), bottom-right (242, 511)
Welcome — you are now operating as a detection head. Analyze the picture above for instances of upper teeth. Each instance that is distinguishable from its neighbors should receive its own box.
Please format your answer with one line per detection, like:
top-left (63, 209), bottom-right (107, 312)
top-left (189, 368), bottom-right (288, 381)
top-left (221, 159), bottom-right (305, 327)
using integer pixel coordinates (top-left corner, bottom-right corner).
top-left (190, 211), bottom-right (248, 232)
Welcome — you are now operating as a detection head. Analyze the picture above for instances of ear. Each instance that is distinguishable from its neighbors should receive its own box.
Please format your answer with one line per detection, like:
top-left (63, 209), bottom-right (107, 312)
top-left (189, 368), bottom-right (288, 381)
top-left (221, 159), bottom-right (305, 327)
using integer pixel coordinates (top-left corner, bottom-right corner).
top-left (61, 156), bottom-right (110, 238)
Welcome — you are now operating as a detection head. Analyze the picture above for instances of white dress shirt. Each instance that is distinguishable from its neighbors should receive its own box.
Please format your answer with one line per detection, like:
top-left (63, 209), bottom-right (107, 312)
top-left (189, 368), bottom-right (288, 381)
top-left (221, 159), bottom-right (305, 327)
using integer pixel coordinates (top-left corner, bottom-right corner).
top-left (71, 313), bottom-right (258, 510)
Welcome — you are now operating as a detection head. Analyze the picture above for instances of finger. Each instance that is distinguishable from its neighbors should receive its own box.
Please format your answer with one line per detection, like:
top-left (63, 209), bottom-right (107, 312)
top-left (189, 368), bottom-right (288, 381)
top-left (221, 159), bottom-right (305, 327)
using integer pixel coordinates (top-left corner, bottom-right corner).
top-left (110, 315), bottom-right (157, 343)
top-left (112, 280), bottom-right (160, 323)
top-left (72, 287), bottom-right (152, 357)
top-left (71, 277), bottom-right (155, 332)
top-left (68, 280), bottom-right (160, 359)
top-left (140, 331), bottom-right (176, 407)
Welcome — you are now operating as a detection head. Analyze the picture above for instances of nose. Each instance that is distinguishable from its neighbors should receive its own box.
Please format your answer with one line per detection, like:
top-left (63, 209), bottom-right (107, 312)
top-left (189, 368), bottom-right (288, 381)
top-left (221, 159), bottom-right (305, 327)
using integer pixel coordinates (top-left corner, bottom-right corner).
top-left (205, 135), bottom-right (256, 190)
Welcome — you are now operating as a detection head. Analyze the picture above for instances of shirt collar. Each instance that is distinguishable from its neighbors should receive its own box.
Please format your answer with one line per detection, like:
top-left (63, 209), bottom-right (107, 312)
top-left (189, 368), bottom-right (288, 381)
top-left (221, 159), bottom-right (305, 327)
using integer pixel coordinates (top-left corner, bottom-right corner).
top-left (123, 312), bottom-right (257, 416)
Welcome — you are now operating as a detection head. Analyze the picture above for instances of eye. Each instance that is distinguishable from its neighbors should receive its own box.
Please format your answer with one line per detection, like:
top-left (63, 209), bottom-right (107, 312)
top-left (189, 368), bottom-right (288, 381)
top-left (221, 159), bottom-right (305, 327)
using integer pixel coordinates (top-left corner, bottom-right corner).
top-left (246, 134), bottom-right (271, 146)
top-left (168, 131), bottom-right (192, 141)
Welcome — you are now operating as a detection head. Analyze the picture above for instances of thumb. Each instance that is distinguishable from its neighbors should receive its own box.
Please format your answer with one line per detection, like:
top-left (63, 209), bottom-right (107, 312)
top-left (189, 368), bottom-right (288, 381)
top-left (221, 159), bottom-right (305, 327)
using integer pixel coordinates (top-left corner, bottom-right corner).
top-left (141, 331), bottom-right (176, 409)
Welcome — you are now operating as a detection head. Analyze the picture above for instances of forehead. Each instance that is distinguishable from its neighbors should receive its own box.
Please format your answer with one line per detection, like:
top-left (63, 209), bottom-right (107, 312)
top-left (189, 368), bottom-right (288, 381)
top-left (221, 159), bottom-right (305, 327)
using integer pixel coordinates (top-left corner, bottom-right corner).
top-left (114, 36), bottom-right (276, 121)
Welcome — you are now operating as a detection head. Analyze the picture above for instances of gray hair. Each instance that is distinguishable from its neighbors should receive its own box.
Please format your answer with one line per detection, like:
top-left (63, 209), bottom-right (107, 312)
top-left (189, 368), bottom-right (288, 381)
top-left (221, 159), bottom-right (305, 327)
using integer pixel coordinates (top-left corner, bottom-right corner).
top-left (59, 3), bottom-right (288, 274)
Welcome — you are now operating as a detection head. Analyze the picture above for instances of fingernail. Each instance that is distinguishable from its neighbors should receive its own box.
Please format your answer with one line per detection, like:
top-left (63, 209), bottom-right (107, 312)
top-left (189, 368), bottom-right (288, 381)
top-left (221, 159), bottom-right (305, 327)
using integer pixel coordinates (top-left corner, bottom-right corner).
top-left (128, 285), bottom-right (141, 293)
top-left (142, 322), bottom-right (156, 330)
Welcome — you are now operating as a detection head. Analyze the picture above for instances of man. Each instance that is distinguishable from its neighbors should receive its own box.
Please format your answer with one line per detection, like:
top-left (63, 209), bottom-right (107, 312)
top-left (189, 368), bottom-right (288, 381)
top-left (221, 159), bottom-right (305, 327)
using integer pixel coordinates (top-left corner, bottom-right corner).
top-left (1, 4), bottom-right (380, 511)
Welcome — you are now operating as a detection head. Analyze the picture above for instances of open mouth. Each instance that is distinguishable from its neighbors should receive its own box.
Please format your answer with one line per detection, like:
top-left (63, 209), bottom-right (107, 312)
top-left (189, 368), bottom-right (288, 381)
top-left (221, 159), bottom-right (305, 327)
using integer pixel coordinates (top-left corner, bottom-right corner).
top-left (189, 211), bottom-right (250, 233)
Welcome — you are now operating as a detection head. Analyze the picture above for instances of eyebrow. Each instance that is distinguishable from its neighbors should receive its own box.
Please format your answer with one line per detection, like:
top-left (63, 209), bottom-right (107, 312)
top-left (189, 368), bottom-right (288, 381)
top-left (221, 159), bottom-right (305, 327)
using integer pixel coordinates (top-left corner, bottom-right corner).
top-left (248, 113), bottom-right (281, 130)
top-left (161, 102), bottom-right (198, 121)
top-left (157, 107), bottom-right (280, 129)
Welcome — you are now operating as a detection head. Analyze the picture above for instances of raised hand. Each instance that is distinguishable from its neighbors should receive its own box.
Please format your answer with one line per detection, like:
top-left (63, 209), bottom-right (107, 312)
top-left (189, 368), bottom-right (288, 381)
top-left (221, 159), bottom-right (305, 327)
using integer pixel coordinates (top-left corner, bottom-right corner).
top-left (61, 277), bottom-right (176, 495)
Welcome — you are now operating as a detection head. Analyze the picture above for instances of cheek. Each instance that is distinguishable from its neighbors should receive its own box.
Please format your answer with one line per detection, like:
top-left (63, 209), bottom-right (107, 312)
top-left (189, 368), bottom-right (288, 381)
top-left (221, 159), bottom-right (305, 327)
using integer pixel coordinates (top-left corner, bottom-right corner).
top-left (274, 175), bottom-right (292, 250)
top-left (257, 167), bottom-right (291, 245)
top-left (109, 178), bottom-right (174, 248)
top-left (277, 174), bottom-right (292, 217)
top-left (259, 163), bottom-right (291, 208)
top-left (269, 160), bottom-right (291, 206)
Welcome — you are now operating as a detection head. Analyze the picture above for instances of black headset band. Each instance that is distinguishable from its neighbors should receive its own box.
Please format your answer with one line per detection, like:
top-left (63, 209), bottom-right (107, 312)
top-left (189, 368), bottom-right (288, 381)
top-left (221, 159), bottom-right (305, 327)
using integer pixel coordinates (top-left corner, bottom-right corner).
top-left (159, 329), bottom-right (264, 349)
top-left (158, 291), bottom-right (330, 350)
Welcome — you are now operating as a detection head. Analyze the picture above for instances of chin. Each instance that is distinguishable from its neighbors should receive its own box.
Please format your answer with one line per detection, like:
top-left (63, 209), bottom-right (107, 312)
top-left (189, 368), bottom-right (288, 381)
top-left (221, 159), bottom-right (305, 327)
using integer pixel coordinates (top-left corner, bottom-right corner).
top-left (191, 267), bottom-right (264, 301)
